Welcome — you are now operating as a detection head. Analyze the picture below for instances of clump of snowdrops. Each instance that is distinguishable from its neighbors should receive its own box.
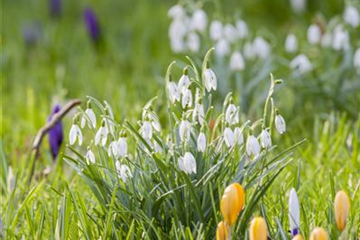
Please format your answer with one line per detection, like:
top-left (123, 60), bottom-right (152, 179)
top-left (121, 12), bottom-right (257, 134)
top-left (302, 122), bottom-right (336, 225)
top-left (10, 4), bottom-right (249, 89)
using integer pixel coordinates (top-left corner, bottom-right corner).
top-left (65, 49), bottom-right (301, 239)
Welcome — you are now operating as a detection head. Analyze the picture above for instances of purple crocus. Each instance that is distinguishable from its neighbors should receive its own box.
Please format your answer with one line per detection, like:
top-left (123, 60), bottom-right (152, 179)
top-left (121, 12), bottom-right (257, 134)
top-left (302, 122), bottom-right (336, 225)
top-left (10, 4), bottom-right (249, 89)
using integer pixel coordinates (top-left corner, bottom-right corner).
top-left (22, 22), bottom-right (42, 47)
top-left (49, 0), bottom-right (62, 17)
top-left (48, 105), bottom-right (63, 161)
top-left (83, 7), bottom-right (101, 42)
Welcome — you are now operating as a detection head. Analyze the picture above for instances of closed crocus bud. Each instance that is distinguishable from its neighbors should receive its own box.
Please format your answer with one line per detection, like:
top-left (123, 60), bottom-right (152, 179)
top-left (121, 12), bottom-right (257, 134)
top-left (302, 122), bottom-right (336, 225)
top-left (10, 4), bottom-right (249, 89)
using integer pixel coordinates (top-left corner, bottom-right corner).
top-left (292, 235), bottom-right (303, 240)
top-left (48, 104), bottom-right (63, 161)
top-left (249, 217), bottom-right (268, 240)
top-left (334, 190), bottom-right (350, 231)
top-left (49, 0), bottom-right (61, 17)
top-left (83, 7), bottom-right (101, 42)
top-left (220, 183), bottom-right (245, 225)
top-left (309, 228), bottom-right (328, 240)
top-left (289, 188), bottom-right (300, 236)
top-left (216, 221), bottom-right (230, 240)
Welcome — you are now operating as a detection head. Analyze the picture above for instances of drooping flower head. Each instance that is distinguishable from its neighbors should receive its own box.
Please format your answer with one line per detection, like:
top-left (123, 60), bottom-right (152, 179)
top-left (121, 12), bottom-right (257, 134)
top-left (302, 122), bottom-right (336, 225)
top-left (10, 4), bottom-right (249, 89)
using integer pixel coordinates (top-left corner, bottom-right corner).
top-left (83, 7), bottom-right (101, 42)
top-left (48, 104), bottom-right (63, 160)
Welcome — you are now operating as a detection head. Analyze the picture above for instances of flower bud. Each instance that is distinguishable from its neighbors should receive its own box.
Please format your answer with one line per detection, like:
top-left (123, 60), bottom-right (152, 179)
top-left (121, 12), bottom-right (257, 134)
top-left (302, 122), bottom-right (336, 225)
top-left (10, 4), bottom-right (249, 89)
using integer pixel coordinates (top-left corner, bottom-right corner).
top-left (249, 217), bottom-right (267, 240)
top-left (309, 227), bottom-right (328, 240)
top-left (334, 190), bottom-right (350, 231)
top-left (216, 221), bottom-right (230, 240)
top-left (220, 183), bottom-right (245, 225)
top-left (292, 235), bottom-right (303, 240)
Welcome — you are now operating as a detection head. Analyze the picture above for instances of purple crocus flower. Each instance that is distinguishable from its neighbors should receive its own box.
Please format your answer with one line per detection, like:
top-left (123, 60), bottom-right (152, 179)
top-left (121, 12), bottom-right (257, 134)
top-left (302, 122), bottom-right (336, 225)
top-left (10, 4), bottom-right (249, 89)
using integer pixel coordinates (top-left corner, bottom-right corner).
top-left (22, 22), bottom-right (42, 47)
top-left (83, 7), bottom-right (101, 42)
top-left (49, 0), bottom-right (62, 17)
top-left (48, 105), bottom-right (63, 161)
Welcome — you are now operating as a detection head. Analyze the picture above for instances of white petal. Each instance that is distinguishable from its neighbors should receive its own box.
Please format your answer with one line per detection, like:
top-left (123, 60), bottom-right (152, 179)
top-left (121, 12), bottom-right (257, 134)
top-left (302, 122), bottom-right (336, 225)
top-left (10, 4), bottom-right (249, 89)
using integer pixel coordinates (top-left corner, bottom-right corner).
top-left (86, 109), bottom-right (97, 128)
top-left (80, 116), bottom-right (86, 129)
top-left (234, 127), bottom-right (244, 145)
top-left (275, 115), bottom-right (286, 134)
top-left (197, 132), bottom-right (206, 153)
top-left (224, 128), bottom-right (235, 148)
top-left (289, 188), bottom-right (300, 233)
top-left (69, 124), bottom-right (77, 145)
top-left (95, 127), bottom-right (103, 146)
top-left (118, 138), bottom-right (128, 157)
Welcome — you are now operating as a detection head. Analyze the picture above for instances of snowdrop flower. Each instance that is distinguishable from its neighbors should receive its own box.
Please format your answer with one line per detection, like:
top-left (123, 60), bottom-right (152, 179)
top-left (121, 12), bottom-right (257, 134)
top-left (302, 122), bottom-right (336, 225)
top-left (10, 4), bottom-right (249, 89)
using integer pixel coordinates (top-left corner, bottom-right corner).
top-left (191, 8), bottom-right (207, 32)
top-left (193, 101), bottom-right (205, 125)
top-left (285, 34), bottom-right (298, 53)
top-left (140, 120), bottom-right (153, 139)
top-left (236, 20), bottom-right (248, 39)
top-left (290, 0), bottom-right (306, 13)
top-left (168, 81), bottom-right (180, 103)
top-left (187, 32), bottom-right (200, 53)
top-left (85, 148), bottom-right (95, 164)
top-left (260, 129), bottom-right (272, 149)
top-left (307, 24), bottom-right (321, 44)
top-left (153, 140), bottom-right (163, 154)
top-left (169, 18), bottom-right (188, 52)
top-left (168, 4), bottom-right (185, 19)
top-left (289, 188), bottom-right (300, 236)
top-left (203, 67), bottom-right (217, 92)
top-left (332, 25), bottom-right (349, 51)
top-left (69, 122), bottom-right (83, 146)
top-left (182, 88), bottom-right (193, 108)
top-left (179, 120), bottom-right (191, 142)
top-left (117, 137), bottom-right (128, 157)
top-left (246, 134), bottom-right (260, 156)
top-left (224, 128), bottom-right (236, 148)
top-left (230, 52), bottom-right (245, 71)
top-left (178, 152), bottom-right (197, 174)
top-left (275, 112), bottom-right (286, 134)
top-left (210, 20), bottom-right (223, 41)
top-left (290, 54), bottom-right (312, 74)
top-left (7, 166), bottom-right (15, 192)
top-left (253, 37), bottom-right (270, 59)
top-left (215, 38), bottom-right (231, 57)
top-left (178, 69), bottom-right (190, 93)
top-left (170, 38), bottom-right (186, 53)
top-left (354, 48), bottom-right (360, 71)
top-left (115, 161), bottom-right (132, 183)
top-left (224, 24), bottom-right (237, 43)
top-left (81, 101), bottom-right (97, 128)
top-left (321, 33), bottom-right (332, 47)
top-left (234, 127), bottom-right (244, 145)
top-left (95, 120), bottom-right (108, 146)
top-left (244, 42), bottom-right (255, 60)
top-left (225, 104), bottom-right (239, 125)
top-left (344, 5), bottom-right (359, 28)
top-left (197, 132), bottom-right (206, 153)
top-left (108, 141), bottom-right (119, 157)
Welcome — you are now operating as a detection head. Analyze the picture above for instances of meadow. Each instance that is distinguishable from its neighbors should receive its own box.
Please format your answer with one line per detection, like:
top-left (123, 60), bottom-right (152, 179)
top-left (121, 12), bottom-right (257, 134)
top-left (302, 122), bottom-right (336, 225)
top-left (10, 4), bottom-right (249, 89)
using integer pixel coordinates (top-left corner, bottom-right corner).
top-left (1, 0), bottom-right (359, 239)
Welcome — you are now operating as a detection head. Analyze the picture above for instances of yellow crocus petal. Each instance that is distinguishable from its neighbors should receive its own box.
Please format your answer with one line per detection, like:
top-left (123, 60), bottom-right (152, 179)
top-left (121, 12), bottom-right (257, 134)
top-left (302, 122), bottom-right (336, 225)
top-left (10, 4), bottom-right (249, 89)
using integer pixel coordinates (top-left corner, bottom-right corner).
top-left (334, 190), bottom-right (350, 231)
top-left (292, 234), bottom-right (303, 240)
top-left (310, 227), bottom-right (328, 240)
top-left (216, 221), bottom-right (230, 240)
top-left (220, 183), bottom-right (245, 225)
top-left (249, 217), bottom-right (267, 240)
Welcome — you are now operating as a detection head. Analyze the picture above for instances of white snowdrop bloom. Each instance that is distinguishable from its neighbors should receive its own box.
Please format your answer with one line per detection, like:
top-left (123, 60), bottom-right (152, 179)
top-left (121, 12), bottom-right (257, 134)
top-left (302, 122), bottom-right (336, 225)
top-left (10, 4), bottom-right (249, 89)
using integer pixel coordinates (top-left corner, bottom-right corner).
top-left (169, 18), bottom-right (188, 52)
top-left (246, 135), bottom-right (260, 156)
top-left (290, 0), bottom-right (306, 13)
top-left (95, 124), bottom-right (108, 146)
top-left (321, 33), bottom-right (332, 47)
top-left (215, 38), bottom-right (231, 57)
top-left (275, 114), bottom-right (286, 134)
top-left (354, 48), bottom-right (360, 71)
top-left (225, 104), bottom-right (239, 125)
top-left (168, 81), bottom-right (180, 103)
top-left (234, 127), bottom-right (244, 145)
top-left (181, 88), bottom-right (193, 108)
top-left (197, 132), bottom-right (206, 153)
top-left (224, 127), bottom-right (235, 148)
top-left (153, 140), bottom-right (163, 154)
top-left (332, 25), bottom-right (350, 51)
top-left (289, 188), bottom-right (300, 236)
top-left (85, 149), bottom-right (95, 165)
top-left (307, 24), bottom-right (321, 44)
top-left (178, 152), bottom-right (197, 174)
top-left (203, 68), bottom-right (217, 92)
top-left (115, 161), bottom-right (132, 183)
top-left (108, 141), bottom-right (119, 157)
top-left (344, 5), bottom-right (360, 28)
top-left (244, 41), bottom-right (255, 60)
top-left (117, 137), bottom-right (128, 157)
top-left (210, 20), bottom-right (223, 41)
top-left (236, 20), bottom-right (248, 39)
top-left (191, 8), bottom-right (207, 32)
top-left (179, 120), bottom-right (191, 142)
top-left (224, 24), bottom-right (238, 43)
top-left (285, 34), bottom-right (298, 53)
top-left (150, 116), bottom-right (161, 132)
top-left (193, 102), bottom-right (205, 125)
top-left (69, 123), bottom-right (83, 146)
top-left (7, 166), bottom-right (15, 192)
top-left (253, 37), bottom-right (270, 59)
top-left (140, 121), bottom-right (153, 139)
top-left (81, 108), bottom-right (97, 129)
top-left (168, 5), bottom-right (185, 19)
top-left (178, 73), bottom-right (190, 93)
top-left (170, 38), bottom-right (186, 53)
top-left (260, 129), bottom-right (272, 149)
top-left (230, 51), bottom-right (245, 71)
top-left (290, 54), bottom-right (312, 74)
top-left (187, 32), bottom-right (200, 53)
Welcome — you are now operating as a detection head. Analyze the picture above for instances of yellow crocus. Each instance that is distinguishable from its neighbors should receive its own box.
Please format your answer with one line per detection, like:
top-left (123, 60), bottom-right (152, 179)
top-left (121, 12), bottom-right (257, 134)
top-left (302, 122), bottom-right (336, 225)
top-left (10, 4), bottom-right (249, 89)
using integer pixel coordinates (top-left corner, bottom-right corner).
top-left (334, 190), bottom-right (350, 231)
top-left (220, 183), bottom-right (245, 225)
top-left (310, 227), bottom-right (328, 240)
top-left (292, 234), bottom-right (303, 240)
top-left (216, 221), bottom-right (230, 240)
top-left (249, 217), bottom-right (267, 240)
